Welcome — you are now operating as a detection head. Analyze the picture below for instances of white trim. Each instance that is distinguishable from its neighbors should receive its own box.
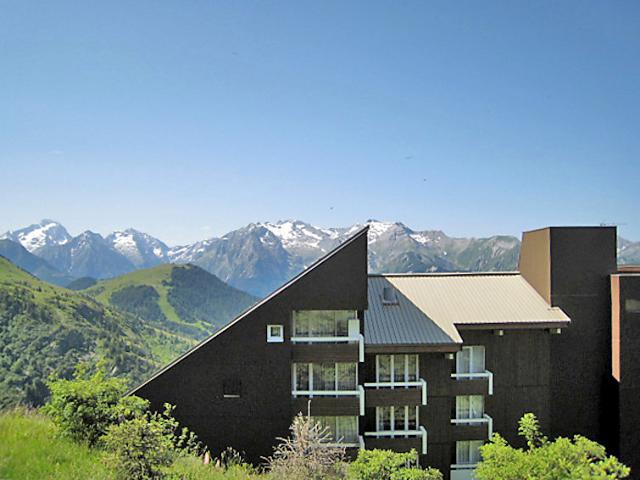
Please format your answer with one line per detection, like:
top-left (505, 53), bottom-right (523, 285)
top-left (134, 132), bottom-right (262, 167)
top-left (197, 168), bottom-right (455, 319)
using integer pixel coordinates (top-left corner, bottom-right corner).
top-left (450, 413), bottom-right (493, 438)
top-left (267, 324), bottom-right (284, 343)
top-left (291, 336), bottom-right (358, 343)
top-left (451, 464), bottom-right (477, 470)
top-left (364, 426), bottom-right (428, 454)
top-left (363, 378), bottom-right (428, 406)
top-left (451, 371), bottom-right (494, 395)
top-left (293, 390), bottom-right (361, 396)
top-left (358, 333), bottom-right (365, 362)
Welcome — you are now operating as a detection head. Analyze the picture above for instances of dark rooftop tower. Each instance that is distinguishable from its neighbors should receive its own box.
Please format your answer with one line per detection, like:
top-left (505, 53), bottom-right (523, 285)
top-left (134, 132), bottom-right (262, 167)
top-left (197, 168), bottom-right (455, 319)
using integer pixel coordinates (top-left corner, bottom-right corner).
top-left (519, 226), bottom-right (617, 443)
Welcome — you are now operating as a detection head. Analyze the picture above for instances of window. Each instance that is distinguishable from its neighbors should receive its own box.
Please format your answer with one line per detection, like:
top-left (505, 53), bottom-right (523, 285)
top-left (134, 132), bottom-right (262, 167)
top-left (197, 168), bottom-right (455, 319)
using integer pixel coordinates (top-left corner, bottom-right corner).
top-left (382, 286), bottom-right (399, 305)
top-left (293, 310), bottom-right (357, 338)
top-left (376, 406), bottom-right (419, 432)
top-left (222, 379), bottom-right (241, 399)
top-left (456, 346), bottom-right (485, 374)
top-left (312, 416), bottom-right (359, 443)
top-left (456, 395), bottom-right (484, 422)
top-left (267, 324), bottom-right (284, 342)
top-left (376, 354), bottom-right (420, 383)
top-left (293, 362), bottom-right (358, 392)
top-left (456, 440), bottom-right (483, 465)
top-left (626, 299), bottom-right (640, 313)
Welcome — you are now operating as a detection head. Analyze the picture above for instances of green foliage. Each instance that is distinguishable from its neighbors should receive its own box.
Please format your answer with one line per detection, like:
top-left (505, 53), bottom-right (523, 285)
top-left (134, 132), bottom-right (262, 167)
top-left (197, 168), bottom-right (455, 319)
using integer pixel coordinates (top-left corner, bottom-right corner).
top-left (101, 403), bottom-right (205, 480)
top-left (43, 365), bottom-right (145, 446)
top-left (348, 449), bottom-right (442, 480)
top-left (0, 256), bottom-right (155, 408)
top-left (0, 407), bottom-right (114, 480)
top-left (475, 413), bottom-right (631, 480)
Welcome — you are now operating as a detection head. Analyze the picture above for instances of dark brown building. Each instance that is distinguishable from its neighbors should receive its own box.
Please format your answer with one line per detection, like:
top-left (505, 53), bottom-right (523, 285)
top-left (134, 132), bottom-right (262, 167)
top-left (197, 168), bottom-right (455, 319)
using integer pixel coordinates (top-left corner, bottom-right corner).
top-left (131, 225), bottom-right (638, 479)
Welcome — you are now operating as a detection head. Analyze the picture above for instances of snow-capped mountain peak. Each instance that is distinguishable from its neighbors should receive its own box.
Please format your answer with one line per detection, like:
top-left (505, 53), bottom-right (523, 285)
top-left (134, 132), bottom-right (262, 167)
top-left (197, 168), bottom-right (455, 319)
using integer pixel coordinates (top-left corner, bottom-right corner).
top-left (106, 229), bottom-right (169, 268)
top-left (1, 219), bottom-right (71, 253)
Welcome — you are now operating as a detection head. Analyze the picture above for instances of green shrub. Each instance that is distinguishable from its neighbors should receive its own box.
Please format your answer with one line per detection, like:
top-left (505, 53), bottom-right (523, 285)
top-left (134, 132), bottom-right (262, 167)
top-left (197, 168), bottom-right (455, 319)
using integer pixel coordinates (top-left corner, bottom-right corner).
top-left (43, 365), bottom-right (146, 446)
top-left (348, 449), bottom-right (441, 480)
top-left (101, 403), bottom-right (205, 480)
top-left (475, 413), bottom-right (630, 480)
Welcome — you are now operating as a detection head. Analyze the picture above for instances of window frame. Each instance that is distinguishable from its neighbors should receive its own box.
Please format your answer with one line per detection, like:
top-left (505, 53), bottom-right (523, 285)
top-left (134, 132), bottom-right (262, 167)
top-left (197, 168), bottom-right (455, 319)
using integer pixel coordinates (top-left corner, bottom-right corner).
top-left (292, 362), bottom-right (359, 393)
top-left (456, 345), bottom-right (485, 374)
top-left (456, 440), bottom-right (483, 465)
top-left (375, 405), bottom-right (420, 433)
top-left (292, 310), bottom-right (358, 338)
top-left (267, 324), bottom-right (284, 343)
top-left (455, 395), bottom-right (485, 422)
top-left (375, 354), bottom-right (420, 384)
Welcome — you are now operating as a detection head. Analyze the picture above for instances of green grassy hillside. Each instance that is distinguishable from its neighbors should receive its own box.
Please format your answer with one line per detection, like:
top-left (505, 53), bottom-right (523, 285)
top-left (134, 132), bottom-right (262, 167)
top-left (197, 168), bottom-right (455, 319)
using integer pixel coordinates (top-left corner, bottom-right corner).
top-left (0, 257), bottom-right (155, 408)
top-left (84, 264), bottom-right (257, 363)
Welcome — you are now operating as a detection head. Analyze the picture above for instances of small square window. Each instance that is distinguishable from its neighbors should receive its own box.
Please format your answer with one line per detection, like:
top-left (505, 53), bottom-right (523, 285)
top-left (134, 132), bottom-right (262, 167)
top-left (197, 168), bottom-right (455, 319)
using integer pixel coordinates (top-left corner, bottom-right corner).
top-left (223, 378), bottom-right (241, 398)
top-left (267, 324), bottom-right (284, 343)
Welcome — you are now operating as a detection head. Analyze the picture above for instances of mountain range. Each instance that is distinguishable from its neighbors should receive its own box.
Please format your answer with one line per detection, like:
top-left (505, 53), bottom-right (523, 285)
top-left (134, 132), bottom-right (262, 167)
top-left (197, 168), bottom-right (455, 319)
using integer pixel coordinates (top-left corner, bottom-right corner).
top-left (2, 219), bottom-right (639, 296)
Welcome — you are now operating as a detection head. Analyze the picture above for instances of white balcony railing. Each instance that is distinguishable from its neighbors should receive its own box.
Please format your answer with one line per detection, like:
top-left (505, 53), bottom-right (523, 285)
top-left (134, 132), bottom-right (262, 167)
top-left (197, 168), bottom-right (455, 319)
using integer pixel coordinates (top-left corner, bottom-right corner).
top-left (292, 385), bottom-right (365, 415)
top-left (325, 434), bottom-right (365, 449)
top-left (364, 426), bottom-right (428, 454)
top-left (450, 370), bottom-right (494, 395)
top-left (450, 413), bottom-right (493, 438)
top-left (363, 378), bottom-right (428, 405)
top-left (450, 464), bottom-right (477, 480)
top-left (291, 333), bottom-right (365, 362)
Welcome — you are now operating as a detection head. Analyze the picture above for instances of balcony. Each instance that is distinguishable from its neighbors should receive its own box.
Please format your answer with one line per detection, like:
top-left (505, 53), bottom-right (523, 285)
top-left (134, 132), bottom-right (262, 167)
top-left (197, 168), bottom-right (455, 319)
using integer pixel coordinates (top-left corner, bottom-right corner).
top-left (450, 414), bottom-right (493, 440)
top-left (364, 379), bottom-right (428, 406)
top-left (451, 370), bottom-right (493, 395)
top-left (364, 426), bottom-right (428, 454)
top-left (291, 333), bottom-right (365, 362)
top-left (292, 385), bottom-right (365, 416)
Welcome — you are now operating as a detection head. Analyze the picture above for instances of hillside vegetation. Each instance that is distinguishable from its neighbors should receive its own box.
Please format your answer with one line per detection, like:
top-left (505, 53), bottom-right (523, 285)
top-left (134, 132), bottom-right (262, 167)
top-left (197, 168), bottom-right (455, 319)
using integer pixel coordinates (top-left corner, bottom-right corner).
top-left (83, 264), bottom-right (257, 363)
top-left (0, 257), bottom-right (155, 408)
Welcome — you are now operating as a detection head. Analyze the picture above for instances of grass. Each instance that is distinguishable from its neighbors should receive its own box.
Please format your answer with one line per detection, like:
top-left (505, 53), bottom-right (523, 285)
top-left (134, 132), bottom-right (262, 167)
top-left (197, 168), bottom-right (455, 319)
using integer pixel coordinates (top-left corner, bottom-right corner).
top-left (0, 409), bottom-right (262, 480)
top-left (0, 408), bottom-right (113, 480)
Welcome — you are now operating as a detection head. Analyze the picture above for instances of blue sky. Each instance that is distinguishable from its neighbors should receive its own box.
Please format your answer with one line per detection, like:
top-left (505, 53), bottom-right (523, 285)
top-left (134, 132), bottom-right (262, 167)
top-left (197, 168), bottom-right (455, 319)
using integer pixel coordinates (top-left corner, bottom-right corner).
top-left (1, 1), bottom-right (638, 245)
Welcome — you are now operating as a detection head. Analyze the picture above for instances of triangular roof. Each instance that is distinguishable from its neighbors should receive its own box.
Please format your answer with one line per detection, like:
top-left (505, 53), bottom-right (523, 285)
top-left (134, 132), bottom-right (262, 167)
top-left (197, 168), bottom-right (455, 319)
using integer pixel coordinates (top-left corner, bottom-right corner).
top-left (128, 226), bottom-right (369, 395)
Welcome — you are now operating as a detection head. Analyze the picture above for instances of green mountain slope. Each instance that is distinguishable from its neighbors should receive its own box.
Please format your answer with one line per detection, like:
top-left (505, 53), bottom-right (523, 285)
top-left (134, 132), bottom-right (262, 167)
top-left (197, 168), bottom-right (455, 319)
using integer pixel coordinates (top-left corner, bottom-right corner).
top-left (83, 264), bottom-right (257, 363)
top-left (0, 239), bottom-right (75, 286)
top-left (0, 257), bottom-right (155, 408)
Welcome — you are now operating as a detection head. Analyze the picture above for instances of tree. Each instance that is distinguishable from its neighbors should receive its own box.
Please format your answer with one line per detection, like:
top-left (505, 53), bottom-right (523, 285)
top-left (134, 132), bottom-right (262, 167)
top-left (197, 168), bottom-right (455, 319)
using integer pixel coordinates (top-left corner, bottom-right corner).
top-left (475, 413), bottom-right (630, 480)
top-left (265, 413), bottom-right (347, 480)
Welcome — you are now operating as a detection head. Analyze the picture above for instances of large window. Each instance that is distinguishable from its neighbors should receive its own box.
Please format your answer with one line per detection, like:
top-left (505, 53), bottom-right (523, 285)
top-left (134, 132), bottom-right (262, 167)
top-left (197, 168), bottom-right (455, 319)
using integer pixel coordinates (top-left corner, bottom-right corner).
top-left (293, 310), bottom-right (357, 338)
top-left (455, 395), bottom-right (484, 422)
top-left (376, 354), bottom-right (419, 383)
top-left (293, 362), bottom-right (358, 392)
top-left (313, 416), bottom-right (359, 443)
top-left (456, 440), bottom-right (483, 465)
top-left (375, 406), bottom-right (419, 432)
top-left (456, 346), bottom-right (485, 374)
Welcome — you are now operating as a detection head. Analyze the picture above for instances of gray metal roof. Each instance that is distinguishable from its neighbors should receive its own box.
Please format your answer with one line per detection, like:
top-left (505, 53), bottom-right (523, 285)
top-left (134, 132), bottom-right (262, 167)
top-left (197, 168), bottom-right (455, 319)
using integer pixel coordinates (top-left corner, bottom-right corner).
top-left (365, 273), bottom-right (570, 346)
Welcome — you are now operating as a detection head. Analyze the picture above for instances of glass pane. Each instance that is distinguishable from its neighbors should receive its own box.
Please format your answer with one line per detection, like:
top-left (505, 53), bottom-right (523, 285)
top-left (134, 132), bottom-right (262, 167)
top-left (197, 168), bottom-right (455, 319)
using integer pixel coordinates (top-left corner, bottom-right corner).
top-left (456, 441), bottom-right (470, 464)
top-left (314, 416), bottom-right (336, 440)
top-left (456, 396), bottom-right (470, 420)
top-left (378, 355), bottom-right (391, 382)
top-left (394, 406), bottom-right (406, 430)
top-left (336, 416), bottom-right (358, 443)
top-left (379, 407), bottom-right (391, 431)
top-left (393, 355), bottom-right (406, 383)
top-left (469, 441), bottom-right (483, 463)
top-left (407, 406), bottom-right (417, 430)
top-left (457, 348), bottom-right (470, 374)
top-left (337, 363), bottom-right (356, 390)
top-left (336, 316), bottom-right (349, 336)
top-left (470, 396), bottom-right (484, 418)
top-left (319, 311), bottom-right (336, 336)
top-left (294, 312), bottom-right (309, 336)
top-left (313, 363), bottom-right (334, 390)
top-left (407, 355), bottom-right (418, 381)
top-left (470, 346), bottom-right (485, 373)
top-left (295, 364), bottom-right (310, 390)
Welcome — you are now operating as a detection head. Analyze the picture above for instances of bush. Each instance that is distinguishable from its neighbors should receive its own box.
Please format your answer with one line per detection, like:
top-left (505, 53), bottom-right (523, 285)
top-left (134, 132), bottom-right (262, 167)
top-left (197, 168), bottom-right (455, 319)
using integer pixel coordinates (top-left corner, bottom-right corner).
top-left (43, 364), bottom-right (146, 446)
top-left (475, 413), bottom-right (630, 480)
top-left (348, 449), bottom-right (442, 480)
top-left (101, 403), bottom-right (205, 480)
